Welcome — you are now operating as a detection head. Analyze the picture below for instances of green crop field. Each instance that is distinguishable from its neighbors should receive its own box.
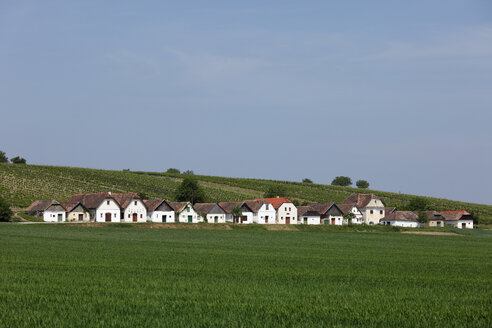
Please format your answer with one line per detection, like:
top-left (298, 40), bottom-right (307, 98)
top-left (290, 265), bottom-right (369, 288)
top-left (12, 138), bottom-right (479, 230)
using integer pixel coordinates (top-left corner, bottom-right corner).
top-left (1, 163), bottom-right (492, 223)
top-left (0, 224), bottom-right (491, 327)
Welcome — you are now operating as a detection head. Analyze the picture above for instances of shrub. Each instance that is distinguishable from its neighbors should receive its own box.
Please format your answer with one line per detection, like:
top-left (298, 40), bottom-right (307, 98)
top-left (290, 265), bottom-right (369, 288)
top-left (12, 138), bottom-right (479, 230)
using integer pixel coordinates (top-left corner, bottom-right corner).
top-left (166, 168), bottom-right (180, 174)
top-left (0, 197), bottom-right (13, 221)
top-left (356, 180), bottom-right (370, 189)
top-left (10, 156), bottom-right (26, 164)
top-left (331, 176), bottom-right (352, 187)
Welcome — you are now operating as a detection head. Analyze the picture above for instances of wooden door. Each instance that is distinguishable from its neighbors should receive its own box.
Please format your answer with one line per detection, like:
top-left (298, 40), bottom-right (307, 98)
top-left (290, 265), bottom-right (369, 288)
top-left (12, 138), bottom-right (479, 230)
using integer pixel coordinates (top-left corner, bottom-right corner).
top-left (78, 214), bottom-right (83, 221)
top-left (286, 217), bottom-right (290, 224)
top-left (331, 218), bottom-right (335, 225)
top-left (132, 213), bottom-right (138, 222)
top-left (241, 216), bottom-right (247, 224)
top-left (105, 213), bottom-right (111, 222)
top-left (265, 216), bottom-right (269, 224)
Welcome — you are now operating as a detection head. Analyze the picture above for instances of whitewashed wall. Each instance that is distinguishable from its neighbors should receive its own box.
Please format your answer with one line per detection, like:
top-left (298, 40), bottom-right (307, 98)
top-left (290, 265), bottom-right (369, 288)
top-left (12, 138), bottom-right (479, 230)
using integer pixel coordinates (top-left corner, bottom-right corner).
top-left (96, 199), bottom-right (121, 223)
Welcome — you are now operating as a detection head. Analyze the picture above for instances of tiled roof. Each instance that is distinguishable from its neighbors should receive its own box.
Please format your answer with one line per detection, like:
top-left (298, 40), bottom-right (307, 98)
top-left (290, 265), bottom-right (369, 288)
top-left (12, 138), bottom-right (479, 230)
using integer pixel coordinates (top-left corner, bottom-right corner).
top-left (307, 202), bottom-right (334, 214)
top-left (440, 211), bottom-right (472, 221)
top-left (243, 199), bottom-right (268, 212)
top-left (169, 202), bottom-right (189, 213)
top-left (194, 203), bottom-right (217, 215)
top-left (383, 211), bottom-right (418, 222)
top-left (26, 200), bottom-right (57, 212)
top-left (384, 207), bottom-right (397, 214)
top-left (256, 197), bottom-right (292, 209)
top-left (144, 199), bottom-right (171, 212)
top-left (297, 206), bottom-right (320, 217)
top-left (68, 192), bottom-right (140, 209)
top-left (337, 204), bottom-right (359, 214)
top-left (60, 202), bottom-right (83, 212)
top-left (342, 193), bottom-right (380, 208)
top-left (218, 202), bottom-right (243, 214)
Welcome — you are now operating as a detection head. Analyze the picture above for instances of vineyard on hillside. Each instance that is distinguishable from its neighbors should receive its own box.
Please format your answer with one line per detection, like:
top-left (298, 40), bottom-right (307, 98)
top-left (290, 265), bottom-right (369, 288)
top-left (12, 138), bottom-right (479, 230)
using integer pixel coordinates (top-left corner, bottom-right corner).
top-left (1, 163), bottom-right (491, 223)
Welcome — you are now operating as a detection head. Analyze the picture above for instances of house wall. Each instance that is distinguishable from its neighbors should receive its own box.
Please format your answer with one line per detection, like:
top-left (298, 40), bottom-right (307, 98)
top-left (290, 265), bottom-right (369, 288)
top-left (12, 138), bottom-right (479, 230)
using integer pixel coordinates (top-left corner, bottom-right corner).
top-left (383, 220), bottom-right (419, 228)
top-left (96, 199), bottom-right (121, 223)
top-left (256, 204), bottom-right (277, 224)
top-left (207, 213), bottom-right (226, 223)
top-left (43, 211), bottom-right (66, 222)
top-left (276, 203), bottom-right (298, 224)
top-left (300, 215), bottom-right (321, 225)
top-left (67, 210), bottom-right (90, 222)
top-left (445, 220), bottom-right (473, 229)
top-left (149, 210), bottom-right (175, 223)
top-left (123, 199), bottom-right (147, 223)
top-left (225, 212), bottom-right (253, 224)
top-left (177, 205), bottom-right (200, 223)
top-left (362, 199), bottom-right (385, 224)
top-left (321, 215), bottom-right (343, 225)
top-left (428, 220), bottom-right (445, 227)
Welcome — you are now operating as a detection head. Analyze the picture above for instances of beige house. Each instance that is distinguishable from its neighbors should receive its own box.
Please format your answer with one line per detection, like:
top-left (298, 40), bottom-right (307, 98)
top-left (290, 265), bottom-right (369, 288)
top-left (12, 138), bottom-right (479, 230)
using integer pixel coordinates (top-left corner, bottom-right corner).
top-left (342, 193), bottom-right (385, 225)
top-left (425, 211), bottom-right (445, 227)
top-left (62, 202), bottom-right (91, 222)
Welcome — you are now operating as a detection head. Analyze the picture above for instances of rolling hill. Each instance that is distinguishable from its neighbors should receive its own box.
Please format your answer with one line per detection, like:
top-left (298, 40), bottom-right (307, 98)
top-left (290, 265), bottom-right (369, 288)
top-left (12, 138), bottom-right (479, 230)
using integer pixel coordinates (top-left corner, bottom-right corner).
top-left (1, 163), bottom-right (491, 223)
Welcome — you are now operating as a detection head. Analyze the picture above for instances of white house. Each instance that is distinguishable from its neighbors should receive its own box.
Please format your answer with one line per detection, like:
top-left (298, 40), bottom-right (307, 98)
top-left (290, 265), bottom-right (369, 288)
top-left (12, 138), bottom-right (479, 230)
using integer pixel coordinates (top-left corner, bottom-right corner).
top-left (43, 202), bottom-right (67, 222)
top-left (297, 206), bottom-right (321, 225)
top-left (259, 197), bottom-right (298, 224)
top-left (243, 200), bottom-right (276, 224)
top-left (337, 204), bottom-right (363, 224)
top-left (115, 194), bottom-right (147, 223)
top-left (194, 203), bottom-right (227, 223)
top-left (381, 211), bottom-right (420, 228)
top-left (342, 193), bottom-right (385, 225)
top-left (441, 211), bottom-right (474, 229)
top-left (95, 195), bottom-right (121, 223)
top-left (26, 200), bottom-right (57, 219)
top-left (310, 203), bottom-right (345, 225)
top-left (170, 202), bottom-right (201, 223)
top-left (144, 199), bottom-right (175, 223)
top-left (219, 202), bottom-right (254, 224)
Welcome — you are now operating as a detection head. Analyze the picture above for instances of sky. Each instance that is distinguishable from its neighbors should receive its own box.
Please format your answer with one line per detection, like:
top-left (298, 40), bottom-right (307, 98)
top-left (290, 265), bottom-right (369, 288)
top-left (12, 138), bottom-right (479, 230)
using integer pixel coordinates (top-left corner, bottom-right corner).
top-left (1, 1), bottom-right (491, 204)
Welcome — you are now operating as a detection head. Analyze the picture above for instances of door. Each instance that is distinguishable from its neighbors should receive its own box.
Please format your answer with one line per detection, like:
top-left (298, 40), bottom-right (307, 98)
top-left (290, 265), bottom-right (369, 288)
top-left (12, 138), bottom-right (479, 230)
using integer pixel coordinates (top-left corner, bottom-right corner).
top-left (78, 214), bottom-right (83, 221)
top-left (324, 220), bottom-right (329, 225)
top-left (461, 222), bottom-right (466, 229)
top-left (57, 214), bottom-right (63, 222)
top-left (303, 218), bottom-right (307, 224)
top-left (436, 221), bottom-right (441, 227)
top-left (188, 215), bottom-right (193, 223)
top-left (105, 213), bottom-right (111, 222)
top-left (214, 216), bottom-right (218, 224)
top-left (162, 215), bottom-right (166, 223)
top-left (241, 216), bottom-right (247, 224)
top-left (286, 217), bottom-right (290, 224)
top-left (132, 213), bottom-right (138, 222)
top-left (331, 218), bottom-right (335, 225)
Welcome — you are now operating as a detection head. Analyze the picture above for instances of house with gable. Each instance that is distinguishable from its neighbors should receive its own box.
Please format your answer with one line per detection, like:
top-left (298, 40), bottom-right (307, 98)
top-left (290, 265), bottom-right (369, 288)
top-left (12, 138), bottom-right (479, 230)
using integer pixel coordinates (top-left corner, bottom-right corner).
top-left (425, 211), bottom-right (445, 227)
top-left (342, 193), bottom-right (385, 225)
top-left (258, 197), bottom-right (298, 224)
top-left (381, 211), bottom-right (420, 228)
top-left (43, 202), bottom-right (67, 222)
top-left (144, 199), bottom-right (175, 223)
top-left (297, 206), bottom-right (321, 225)
top-left (62, 202), bottom-right (90, 222)
top-left (441, 211), bottom-right (474, 229)
top-left (194, 203), bottom-right (227, 223)
top-left (113, 193), bottom-right (147, 223)
top-left (308, 203), bottom-right (344, 225)
top-left (26, 200), bottom-right (57, 219)
top-left (337, 204), bottom-right (363, 224)
top-left (219, 202), bottom-right (254, 224)
top-left (243, 199), bottom-right (276, 224)
top-left (170, 202), bottom-right (201, 223)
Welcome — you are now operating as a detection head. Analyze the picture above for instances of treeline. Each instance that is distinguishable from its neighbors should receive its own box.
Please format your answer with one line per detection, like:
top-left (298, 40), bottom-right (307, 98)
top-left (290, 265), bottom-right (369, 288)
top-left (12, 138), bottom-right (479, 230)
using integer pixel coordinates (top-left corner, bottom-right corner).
top-left (0, 150), bottom-right (26, 164)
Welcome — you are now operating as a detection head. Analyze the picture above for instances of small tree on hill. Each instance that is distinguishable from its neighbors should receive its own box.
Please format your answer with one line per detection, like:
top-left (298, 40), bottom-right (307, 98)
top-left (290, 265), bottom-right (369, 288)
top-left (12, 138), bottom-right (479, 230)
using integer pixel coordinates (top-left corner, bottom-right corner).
top-left (10, 156), bottom-right (26, 164)
top-left (356, 180), bottom-right (370, 189)
top-left (166, 168), bottom-right (180, 174)
top-left (183, 170), bottom-right (194, 175)
top-left (302, 178), bottom-right (313, 184)
top-left (331, 176), bottom-right (352, 187)
top-left (0, 197), bottom-right (13, 222)
top-left (417, 211), bottom-right (428, 224)
top-left (264, 185), bottom-right (287, 198)
top-left (231, 205), bottom-right (242, 224)
top-left (407, 197), bottom-right (429, 211)
top-left (174, 176), bottom-right (205, 204)
top-left (0, 151), bottom-right (8, 163)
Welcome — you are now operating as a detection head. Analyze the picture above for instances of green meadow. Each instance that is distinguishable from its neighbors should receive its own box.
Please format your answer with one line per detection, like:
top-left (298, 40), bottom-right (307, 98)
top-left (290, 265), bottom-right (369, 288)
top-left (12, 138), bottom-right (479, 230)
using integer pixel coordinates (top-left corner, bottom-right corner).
top-left (0, 224), bottom-right (491, 327)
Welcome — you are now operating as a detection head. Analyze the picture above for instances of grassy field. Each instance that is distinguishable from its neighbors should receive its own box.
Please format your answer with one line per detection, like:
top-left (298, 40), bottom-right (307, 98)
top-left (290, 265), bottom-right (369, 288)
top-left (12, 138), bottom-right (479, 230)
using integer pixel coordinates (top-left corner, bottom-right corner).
top-left (1, 163), bottom-right (492, 223)
top-left (0, 224), bottom-right (491, 327)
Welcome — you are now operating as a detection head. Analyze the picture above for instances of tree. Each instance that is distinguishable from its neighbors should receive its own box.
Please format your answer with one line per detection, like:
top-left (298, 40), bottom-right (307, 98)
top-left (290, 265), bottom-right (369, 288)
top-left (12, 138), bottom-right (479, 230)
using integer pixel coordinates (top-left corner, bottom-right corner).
top-left (0, 197), bottom-right (13, 221)
top-left (10, 156), bottom-right (26, 164)
top-left (331, 176), bottom-right (352, 187)
top-left (0, 151), bottom-right (8, 163)
top-left (407, 197), bottom-right (429, 211)
top-left (231, 205), bottom-right (243, 224)
top-left (469, 210), bottom-right (480, 225)
top-left (356, 180), bottom-right (370, 189)
top-left (174, 176), bottom-right (205, 204)
top-left (343, 212), bottom-right (356, 225)
top-left (137, 191), bottom-right (149, 200)
top-left (302, 178), bottom-right (313, 184)
top-left (183, 170), bottom-right (194, 175)
top-left (264, 185), bottom-right (287, 198)
top-left (166, 168), bottom-right (180, 174)
top-left (417, 211), bottom-right (429, 224)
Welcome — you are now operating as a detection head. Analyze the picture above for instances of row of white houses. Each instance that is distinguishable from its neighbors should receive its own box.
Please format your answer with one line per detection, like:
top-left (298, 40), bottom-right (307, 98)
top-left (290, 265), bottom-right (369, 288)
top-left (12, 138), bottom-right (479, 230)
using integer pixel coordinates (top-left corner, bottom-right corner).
top-left (26, 192), bottom-right (474, 229)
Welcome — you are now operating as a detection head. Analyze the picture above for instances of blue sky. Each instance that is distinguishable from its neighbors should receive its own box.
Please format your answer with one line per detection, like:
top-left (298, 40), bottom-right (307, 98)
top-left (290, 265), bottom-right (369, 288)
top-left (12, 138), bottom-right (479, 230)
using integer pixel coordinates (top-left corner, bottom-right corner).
top-left (1, 1), bottom-right (491, 204)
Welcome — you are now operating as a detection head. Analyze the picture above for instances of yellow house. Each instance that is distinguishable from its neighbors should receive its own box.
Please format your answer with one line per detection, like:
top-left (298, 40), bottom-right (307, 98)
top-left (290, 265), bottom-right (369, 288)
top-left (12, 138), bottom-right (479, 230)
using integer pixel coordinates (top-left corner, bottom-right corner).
top-left (62, 202), bottom-right (91, 222)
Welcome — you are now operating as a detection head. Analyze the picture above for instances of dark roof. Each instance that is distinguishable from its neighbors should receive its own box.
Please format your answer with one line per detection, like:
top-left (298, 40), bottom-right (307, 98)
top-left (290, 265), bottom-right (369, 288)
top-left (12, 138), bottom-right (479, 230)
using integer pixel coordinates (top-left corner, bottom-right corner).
top-left (45, 202), bottom-right (66, 212)
top-left (26, 200), bottom-right (57, 212)
top-left (383, 211), bottom-right (418, 222)
top-left (68, 192), bottom-right (140, 209)
top-left (218, 202), bottom-right (243, 214)
top-left (243, 199), bottom-right (268, 212)
top-left (342, 193), bottom-right (381, 208)
top-left (384, 207), bottom-right (397, 214)
top-left (440, 211), bottom-right (472, 221)
top-left (60, 202), bottom-right (84, 212)
top-left (144, 199), bottom-right (171, 212)
top-left (194, 203), bottom-right (217, 215)
top-left (297, 206), bottom-right (320, 217)
top-left (169, 202), bottom-right (189, 213)
top-left (308, 203), bottom-right (334, 214)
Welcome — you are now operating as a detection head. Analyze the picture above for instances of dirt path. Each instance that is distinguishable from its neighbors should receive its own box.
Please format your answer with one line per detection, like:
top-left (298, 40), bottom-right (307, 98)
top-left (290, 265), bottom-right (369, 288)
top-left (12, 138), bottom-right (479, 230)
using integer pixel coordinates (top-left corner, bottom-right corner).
top-left (402, 231), bottom-right (459, 236)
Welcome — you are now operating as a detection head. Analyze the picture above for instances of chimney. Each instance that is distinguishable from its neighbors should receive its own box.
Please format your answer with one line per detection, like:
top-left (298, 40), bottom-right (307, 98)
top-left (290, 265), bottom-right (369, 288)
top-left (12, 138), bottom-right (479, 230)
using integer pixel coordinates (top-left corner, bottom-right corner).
top-left (108, 191), bottom-right (112, 196)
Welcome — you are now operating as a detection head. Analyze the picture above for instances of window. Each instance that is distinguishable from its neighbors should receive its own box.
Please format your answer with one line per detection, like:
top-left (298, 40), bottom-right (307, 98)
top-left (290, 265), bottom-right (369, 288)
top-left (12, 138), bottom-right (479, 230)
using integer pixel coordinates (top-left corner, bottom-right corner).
top-left (128, 214), bottom-right (130, 218)
top-left (107, 201), bottom-right (110, 205)
top-left (134, 201), bottom-right (137, 206)
top-left (370, 210), bottom-right (373, 214)
top-left (186, 207), bottom-right (190, 212)
top-left (114, 213), bottom-right (116, 218)
top-left (140, 214), bottom-right (142, 218)
top-left (380, 210), bottom-right (383, 215)
top-left (100, 213), bottom-right (103, 218)
top-left (266, 204), bottom-right (269, 210)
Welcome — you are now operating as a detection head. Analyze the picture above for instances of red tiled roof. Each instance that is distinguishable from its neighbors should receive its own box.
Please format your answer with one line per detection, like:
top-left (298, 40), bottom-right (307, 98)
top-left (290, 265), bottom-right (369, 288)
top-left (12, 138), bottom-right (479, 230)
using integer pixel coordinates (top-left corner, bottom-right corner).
top-left (342, 193), bottom-right (380, 208)
top-left (256, 197), bottom-right (292, 209)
